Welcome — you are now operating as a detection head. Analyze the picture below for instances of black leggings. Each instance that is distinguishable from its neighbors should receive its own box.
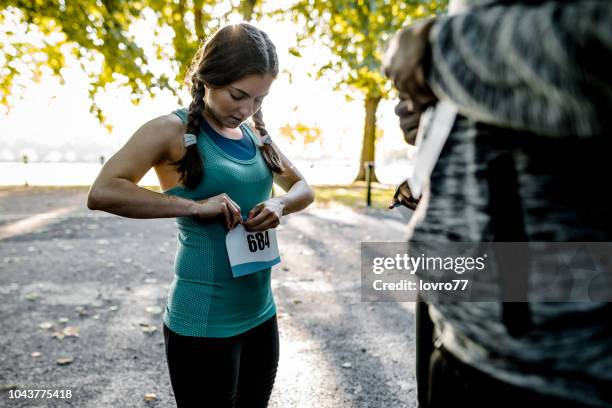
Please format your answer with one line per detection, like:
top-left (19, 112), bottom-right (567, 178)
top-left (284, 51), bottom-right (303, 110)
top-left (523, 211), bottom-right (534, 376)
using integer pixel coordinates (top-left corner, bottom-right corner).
top-left (163, 315), bottom-right (279, 408)
top-left (426, 345), bottom-right (602, 408)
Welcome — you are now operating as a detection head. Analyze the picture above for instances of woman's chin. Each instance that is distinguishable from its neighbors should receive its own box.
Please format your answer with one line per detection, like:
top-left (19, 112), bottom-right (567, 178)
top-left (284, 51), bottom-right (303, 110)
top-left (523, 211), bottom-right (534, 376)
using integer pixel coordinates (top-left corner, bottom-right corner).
top-left (225, 119), bottom-right (242, 128)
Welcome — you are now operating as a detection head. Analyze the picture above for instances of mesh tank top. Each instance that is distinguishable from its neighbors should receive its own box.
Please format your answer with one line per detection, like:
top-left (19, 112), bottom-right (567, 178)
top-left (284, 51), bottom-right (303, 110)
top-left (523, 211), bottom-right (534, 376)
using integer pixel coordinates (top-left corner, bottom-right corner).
top-left (162, 108), bottom-right (276, 337)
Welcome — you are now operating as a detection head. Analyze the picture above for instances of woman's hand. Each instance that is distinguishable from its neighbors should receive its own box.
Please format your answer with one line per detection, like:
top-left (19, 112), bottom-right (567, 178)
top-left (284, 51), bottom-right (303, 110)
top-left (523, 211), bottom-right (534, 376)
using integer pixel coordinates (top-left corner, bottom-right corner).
top-left (194, 193), bottom-right (242, 230)
top-left (389, 180), bottom-right (420, 210)
top-left (243, 198), bottom-right (284, 232)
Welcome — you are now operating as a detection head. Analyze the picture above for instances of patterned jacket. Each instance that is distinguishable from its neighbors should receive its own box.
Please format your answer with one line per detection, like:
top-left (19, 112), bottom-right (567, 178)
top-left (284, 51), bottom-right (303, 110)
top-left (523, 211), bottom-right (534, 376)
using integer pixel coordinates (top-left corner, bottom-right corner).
top-left (409, 1), bottom-right (612, 406)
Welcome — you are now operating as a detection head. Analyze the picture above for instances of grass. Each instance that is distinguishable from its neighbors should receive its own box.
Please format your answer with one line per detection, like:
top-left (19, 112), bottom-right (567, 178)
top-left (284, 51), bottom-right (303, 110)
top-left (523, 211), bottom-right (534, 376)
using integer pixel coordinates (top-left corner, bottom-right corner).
top-left (310, 182), bottom-right (395, 209)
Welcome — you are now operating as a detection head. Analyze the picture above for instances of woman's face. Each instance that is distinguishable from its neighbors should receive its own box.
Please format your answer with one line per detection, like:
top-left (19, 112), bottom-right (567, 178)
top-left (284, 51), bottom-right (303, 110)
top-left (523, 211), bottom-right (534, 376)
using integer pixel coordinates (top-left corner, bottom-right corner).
top-left (204, 73), bottom-right (274, 129)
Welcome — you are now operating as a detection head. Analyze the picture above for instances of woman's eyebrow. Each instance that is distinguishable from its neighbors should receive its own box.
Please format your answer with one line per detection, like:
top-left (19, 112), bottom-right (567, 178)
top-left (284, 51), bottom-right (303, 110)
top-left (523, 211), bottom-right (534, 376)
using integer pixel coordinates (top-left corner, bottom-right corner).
top-left (230, 86), bottom-right (251, 97)
top-left (230, 86), bottom-right (269, 98)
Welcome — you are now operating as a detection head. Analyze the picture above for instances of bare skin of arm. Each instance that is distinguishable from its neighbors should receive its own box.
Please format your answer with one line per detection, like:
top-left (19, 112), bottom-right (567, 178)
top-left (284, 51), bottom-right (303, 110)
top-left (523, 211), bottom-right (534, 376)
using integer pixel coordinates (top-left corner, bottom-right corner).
top-left (87, 114), bottom-right (242, 229)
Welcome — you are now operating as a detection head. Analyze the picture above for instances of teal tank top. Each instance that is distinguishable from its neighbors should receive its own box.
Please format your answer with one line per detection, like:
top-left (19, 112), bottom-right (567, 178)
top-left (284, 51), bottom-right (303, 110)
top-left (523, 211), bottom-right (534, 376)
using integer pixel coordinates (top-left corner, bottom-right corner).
top-left (162, 108), bottom-right (276, 337)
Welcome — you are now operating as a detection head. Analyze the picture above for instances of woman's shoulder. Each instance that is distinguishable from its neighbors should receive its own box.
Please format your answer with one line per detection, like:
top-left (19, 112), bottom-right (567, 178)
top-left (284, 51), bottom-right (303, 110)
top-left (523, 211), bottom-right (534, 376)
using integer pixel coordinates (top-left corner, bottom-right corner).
top-left (143, 113), bottom-right (186, 141)
top-left (135, 112), bottom-right (187, 162)
top-left (147, 112), bottom-right (186, 136)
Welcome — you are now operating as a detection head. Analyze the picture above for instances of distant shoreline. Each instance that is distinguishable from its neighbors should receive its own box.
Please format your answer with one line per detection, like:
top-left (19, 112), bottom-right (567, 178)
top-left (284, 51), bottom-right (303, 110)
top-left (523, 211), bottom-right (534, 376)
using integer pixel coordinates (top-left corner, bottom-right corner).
top-left (0, 161), bottom-right (412, 186)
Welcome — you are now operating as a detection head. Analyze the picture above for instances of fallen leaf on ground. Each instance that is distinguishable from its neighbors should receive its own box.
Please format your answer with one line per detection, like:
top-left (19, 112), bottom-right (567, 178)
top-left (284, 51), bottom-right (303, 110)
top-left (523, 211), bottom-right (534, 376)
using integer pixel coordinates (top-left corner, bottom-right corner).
top-left (145, 306), bottom-right (162, 315)
top-left (143, 393), bottom-right (157, 401)
top-left (76, 306), bottom-right (89, 316)
top-left (63, 326), bottom-right (80, 337)
top-left (24, 292), bottom-right (40, 301)
top-left (52, 326), bottom-right (80, 340)
top-left (56, 357), bottom-right (74, 365)
top-left (140, 323), bottom-right (157, 334)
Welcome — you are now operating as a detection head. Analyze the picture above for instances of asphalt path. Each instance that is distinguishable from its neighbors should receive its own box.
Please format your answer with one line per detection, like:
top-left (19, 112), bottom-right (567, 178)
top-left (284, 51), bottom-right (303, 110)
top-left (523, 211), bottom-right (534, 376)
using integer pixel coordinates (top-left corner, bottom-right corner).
top-left (0, 186), bottom-right (417, 408)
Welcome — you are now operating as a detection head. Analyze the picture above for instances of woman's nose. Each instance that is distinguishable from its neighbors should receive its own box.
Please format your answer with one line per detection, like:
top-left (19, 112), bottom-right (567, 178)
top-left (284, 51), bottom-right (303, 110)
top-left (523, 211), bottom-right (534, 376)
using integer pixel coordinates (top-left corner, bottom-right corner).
top-left (238, 100), bottom-right (255, 118)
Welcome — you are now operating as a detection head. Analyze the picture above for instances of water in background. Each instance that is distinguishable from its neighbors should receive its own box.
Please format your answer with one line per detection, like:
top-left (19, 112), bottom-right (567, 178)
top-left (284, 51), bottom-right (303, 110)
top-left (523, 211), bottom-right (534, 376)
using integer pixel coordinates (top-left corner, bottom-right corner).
top-left (0, 160), bottom-right (413, 187)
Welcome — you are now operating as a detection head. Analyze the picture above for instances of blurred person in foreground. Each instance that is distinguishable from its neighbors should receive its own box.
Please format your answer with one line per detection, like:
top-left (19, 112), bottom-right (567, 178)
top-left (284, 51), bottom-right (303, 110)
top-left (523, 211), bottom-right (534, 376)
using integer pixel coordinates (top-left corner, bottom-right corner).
top-left (383, 1), bottom-right (612, 407)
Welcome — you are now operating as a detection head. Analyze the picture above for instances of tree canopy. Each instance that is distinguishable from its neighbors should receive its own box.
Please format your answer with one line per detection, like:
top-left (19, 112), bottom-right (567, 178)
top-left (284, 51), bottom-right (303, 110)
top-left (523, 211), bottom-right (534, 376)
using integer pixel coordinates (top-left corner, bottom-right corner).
top-left (287, 0), bottom-right (447, 179)
top-left (1, 0), bottom-right (446, 179)
top-left (0, 0), bottom-right (263, 126)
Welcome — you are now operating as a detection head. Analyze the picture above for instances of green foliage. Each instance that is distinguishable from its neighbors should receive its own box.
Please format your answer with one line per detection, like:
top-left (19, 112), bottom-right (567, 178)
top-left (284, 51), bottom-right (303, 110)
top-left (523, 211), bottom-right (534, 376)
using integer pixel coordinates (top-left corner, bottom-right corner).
top-left (284, 0), bottom-right (447, 181)
top-left (286, 0), bottom-right (447, 100)
top-left (0, 0), bottom-right (263, 128)
top-left (313, 182), bottom-right (395, 209)
top-left (279, 121), bottom-right (322, 143)
top-left (0, 0), bottom-right (445, 135)
top-left (1, 1), bottom-right (164, 125)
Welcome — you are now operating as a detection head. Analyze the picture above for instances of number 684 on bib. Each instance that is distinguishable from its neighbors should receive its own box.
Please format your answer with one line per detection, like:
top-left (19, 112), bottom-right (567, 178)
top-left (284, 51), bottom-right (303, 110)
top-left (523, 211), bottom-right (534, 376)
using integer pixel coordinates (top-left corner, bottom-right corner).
top-left (226, 224), bottom-right (281, 278)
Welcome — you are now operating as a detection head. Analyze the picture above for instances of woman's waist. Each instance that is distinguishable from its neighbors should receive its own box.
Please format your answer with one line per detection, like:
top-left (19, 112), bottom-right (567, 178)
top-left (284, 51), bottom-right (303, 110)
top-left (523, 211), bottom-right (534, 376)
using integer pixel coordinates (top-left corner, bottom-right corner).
top-left (168, 274), bottom-right (273, 302)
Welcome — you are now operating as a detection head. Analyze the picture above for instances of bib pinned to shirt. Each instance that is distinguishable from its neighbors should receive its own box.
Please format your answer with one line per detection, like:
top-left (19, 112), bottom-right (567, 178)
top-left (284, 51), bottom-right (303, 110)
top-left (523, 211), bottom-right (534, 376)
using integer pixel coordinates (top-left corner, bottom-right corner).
top-left (225, 224), bottom-right (281, 278)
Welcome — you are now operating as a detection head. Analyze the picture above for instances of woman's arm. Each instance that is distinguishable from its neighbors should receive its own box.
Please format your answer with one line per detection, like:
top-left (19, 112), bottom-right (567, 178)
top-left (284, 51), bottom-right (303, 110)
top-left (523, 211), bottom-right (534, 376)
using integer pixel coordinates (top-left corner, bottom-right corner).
top-left (244, 141), bottom-right (314, 232)
top-left (87, 114), bottom-right (242, 228)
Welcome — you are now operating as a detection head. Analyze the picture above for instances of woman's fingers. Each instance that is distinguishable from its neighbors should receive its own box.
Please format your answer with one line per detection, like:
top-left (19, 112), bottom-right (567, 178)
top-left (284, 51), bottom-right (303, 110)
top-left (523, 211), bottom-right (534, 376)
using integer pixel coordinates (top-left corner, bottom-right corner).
top-left (245, 216), bottom-right (279, 232)
top-left (244, 210), bottom-right (270, 230)
top-left (245, 207), bottom-right (282, 231)
top-left (222, 194), bottom-right (242, 228)
top-left (247, 203), bottom-right (264, 220)
top-left (220, 202), bottom-right (233, 229)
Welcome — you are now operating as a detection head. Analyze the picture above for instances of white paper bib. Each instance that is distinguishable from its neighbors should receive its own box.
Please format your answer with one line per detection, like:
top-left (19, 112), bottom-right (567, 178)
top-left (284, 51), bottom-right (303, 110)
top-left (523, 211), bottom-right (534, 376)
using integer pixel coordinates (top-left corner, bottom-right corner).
top-left (225, 224), bottom-right (281, 278)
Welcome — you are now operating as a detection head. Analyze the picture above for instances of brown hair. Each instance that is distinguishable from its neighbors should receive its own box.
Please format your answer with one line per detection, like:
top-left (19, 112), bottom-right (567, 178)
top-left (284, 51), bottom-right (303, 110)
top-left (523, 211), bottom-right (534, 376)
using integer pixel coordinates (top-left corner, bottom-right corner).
top-left (174, 23), bottom-right (283, 190)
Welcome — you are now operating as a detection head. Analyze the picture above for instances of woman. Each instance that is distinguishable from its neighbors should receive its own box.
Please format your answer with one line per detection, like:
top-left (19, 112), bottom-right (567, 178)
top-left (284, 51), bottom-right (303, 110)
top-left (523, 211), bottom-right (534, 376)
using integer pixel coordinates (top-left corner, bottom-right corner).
top-left (87, 23), bottom-right (314, 407)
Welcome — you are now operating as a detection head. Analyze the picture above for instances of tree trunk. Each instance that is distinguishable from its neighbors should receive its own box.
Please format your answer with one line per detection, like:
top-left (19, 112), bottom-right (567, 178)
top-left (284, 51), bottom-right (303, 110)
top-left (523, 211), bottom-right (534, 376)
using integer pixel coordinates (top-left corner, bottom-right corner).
top-left (194, 0), bottom-right (204, 41)
top-left (355, 95), bottom-right (381, 181)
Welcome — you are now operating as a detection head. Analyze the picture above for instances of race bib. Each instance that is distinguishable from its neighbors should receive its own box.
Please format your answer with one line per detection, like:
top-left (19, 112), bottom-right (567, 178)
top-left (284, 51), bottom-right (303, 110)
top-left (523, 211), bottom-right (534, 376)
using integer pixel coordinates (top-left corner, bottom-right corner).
top-left (225, 224), bottom-right (281, 278)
